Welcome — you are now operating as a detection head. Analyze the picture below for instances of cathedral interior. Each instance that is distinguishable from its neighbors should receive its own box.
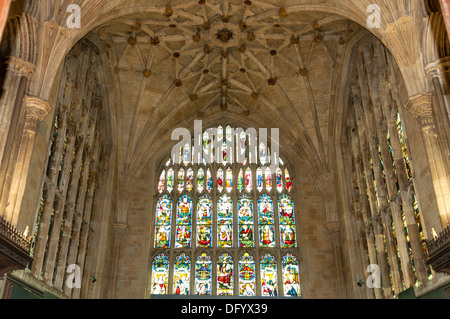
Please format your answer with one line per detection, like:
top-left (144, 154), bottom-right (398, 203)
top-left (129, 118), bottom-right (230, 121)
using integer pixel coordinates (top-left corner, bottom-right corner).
top-left (0, 0), bottom-right (450, 300)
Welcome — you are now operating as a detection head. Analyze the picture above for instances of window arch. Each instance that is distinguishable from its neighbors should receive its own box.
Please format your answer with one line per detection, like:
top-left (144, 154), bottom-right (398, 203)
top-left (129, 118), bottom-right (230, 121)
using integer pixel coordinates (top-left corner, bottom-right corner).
top-left (150, 125), bottom-right (301, 297)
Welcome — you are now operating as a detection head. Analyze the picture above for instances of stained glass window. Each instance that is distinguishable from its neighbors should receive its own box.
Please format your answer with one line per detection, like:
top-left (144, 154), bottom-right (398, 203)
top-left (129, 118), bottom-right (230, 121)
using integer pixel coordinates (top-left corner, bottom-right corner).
top-left (186, 168), bottom-right (194, 192)
top-left (218, 194), bottom-right (233, 248)
top-left (173, 253), bottom-right (190, 295)
top-left (257, 167), bottom-right (264, 192)
top-left (217, 168), bottom-right (224, 193)
top-left (197, 195), bottom-right (212, 248)
top-left (175, 195), bottom-right (192, 248)
top-left (195, 253), bottom-right (212, 295)
top-left (239, 253), bottom-right (256, 296)
top-left (238, 195), bottom-right (254, 248)
top-left (217, 253), bottom-right (233, 296)
top-left (261, 253), bottom-right (278, 296)
top-left (258, 195), bottom-right (275, 248)
top-left (282, 253), bottom-right (301, 297)
top-left (152, 125), bottom-right (299, 297)
top-left (158, 170), bottom-right (165, 193)
top-left (154, 195), bottom-right (172, 248)
top-left (197, 168), bottom-right (205, 193)
top-left (279, 195), bottom-right (297, 248)
top-left (151, 253), bottom-right (169, 295)
top-left (167, 168), bottom-right (174, 193)
top-left (178, 168), bottom-right (185, 193)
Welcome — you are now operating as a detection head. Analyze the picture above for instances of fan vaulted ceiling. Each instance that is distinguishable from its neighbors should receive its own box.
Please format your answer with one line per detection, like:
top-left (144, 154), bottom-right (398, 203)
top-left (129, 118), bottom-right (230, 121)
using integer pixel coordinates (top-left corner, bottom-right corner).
top-left (89, 0), bottom-right (365, 177)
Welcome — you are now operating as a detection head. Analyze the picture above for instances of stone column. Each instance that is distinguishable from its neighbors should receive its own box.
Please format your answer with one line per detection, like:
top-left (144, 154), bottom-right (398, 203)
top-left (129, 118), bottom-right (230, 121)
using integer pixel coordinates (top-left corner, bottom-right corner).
top-left (0, 56), bottom-right (35, 219)
top-left (5, 96), bottom-right (51, 227)
top-left (325, 221), bottom-right (345, 299)
top-left (109, 222), bottom-right (127, 299)
top-left (405, 93), bottom-right (450, 229)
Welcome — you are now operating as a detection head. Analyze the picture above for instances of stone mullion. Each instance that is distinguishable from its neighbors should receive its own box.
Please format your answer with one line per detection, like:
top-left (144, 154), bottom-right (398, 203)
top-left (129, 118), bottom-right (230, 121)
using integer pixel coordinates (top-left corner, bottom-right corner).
top-left (53, 134), bottom-right (87, 291)
top-left (64, 135), bottom-right (99, 296)
top-left (390, 199), bottom-right (414, 289)
top-left (355, 57), bottom-right (394, 298)
top-left (401, 187), bottom-right (429, 284)
top-left (30, 110), bottom-right (70, 279)
top-left (72, 158), bottom-right (99, 299)
top-left (42, 123), bottom-right (77, 285)
top-left (63, 151), bottom-right (92, 296)
top-left (72, 222), bottom-right (89, 299)
top-left (30, 55), bottom-right (78, 277)
top-left (353, 111), bottom-right (390, 298)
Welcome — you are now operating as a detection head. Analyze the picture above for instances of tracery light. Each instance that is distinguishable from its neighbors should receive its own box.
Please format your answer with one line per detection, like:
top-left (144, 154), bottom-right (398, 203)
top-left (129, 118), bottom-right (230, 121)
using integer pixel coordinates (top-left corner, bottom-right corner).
top-left (151, 125), bottom-right (300, 297)
top-left (282, 253), bottom-right (301, 297)
top-left (195, 253), bottom-right (212, 295)
top-left (173, 253), bottom-right (190, 295)
top-left (151, 253), bottom-right (169, 295)
top-left (239, 253), bottom-right (256, 296)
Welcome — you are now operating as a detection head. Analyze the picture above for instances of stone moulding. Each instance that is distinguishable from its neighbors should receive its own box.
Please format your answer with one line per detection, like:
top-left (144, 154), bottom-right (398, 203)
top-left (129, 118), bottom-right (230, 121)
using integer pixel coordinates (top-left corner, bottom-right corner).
top-left (427, 226), bottom-right (450, 275)
top-left (0, 216), bottom-right (33, 276)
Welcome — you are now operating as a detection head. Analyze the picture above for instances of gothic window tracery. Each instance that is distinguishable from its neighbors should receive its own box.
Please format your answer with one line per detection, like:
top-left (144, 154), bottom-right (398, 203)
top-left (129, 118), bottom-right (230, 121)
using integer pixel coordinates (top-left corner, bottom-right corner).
top-left (151, 125), bottom-right (300, 297)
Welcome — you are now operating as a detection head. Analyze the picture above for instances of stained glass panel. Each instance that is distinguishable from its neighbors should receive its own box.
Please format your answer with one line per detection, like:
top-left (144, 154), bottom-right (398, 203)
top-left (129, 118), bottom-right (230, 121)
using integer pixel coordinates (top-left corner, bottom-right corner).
top-left (260, 253), bottom-right (278, 297)
top-left (195, 253), bottom-right (212, 295)
top-left (154, 195), bottom-right (172, 248)
top-left (151, 253), bottom-right (169, 295)
top-left (239, 253), bottom-right (256, 296)
top-left (258, 195), bottom-right (275, 247)
top-left (187, 168), bottom-right (194, 192)
top-left (197, 195), bottom-right (212, 248)
top-left (217, 168), bottom-right (224, 193)
top-left (238, 195), bottom-right (254, 248)
top-left (282, 253), bottom-right (300, 297)
top-left (257, 167), bottom-right (263, 192)
top-left (176, 195), bottom-right (192, 248)
top-left (167, 168), bottom-right (174, 193)
top-left (197, 168), bottom-right (205, 193)
top-left (226, 167), bottom-right (233, 193)
top-left (279, 195), bottom-right (296, 248)
top-left (217, 253), bottom-right (233, 296)
top-left (218, 194), bottom-right (233, 247)
top-left (173, 253), bottom-right (190, 295)
top-left (158, 170), bottom-right (165, 193)
top-left (178, 168), bottom-right (185, 193)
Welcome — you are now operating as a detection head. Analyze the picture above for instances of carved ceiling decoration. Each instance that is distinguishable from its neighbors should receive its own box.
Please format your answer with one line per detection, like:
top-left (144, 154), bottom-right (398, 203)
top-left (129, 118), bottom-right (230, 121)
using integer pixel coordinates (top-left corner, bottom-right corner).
top-left (90, 0), bottom-right (365, 179)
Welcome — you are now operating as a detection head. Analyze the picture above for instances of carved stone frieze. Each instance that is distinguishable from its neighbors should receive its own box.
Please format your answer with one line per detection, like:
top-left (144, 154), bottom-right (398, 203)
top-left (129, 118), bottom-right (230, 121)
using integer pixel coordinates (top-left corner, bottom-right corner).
top-left (405, 93), bottom-right (434, 129)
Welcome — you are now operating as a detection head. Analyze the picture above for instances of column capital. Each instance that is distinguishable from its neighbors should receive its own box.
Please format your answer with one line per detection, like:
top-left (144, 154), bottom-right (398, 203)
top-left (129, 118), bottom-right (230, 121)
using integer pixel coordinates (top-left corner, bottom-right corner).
top-left (6, 56), bottom-right (35, 79)
top-left (425, 56), bottom-right (450, 78)
top-left (23, 96), bottom-right (52, 133)
top-left (405, 92), bottom-right (434, 129)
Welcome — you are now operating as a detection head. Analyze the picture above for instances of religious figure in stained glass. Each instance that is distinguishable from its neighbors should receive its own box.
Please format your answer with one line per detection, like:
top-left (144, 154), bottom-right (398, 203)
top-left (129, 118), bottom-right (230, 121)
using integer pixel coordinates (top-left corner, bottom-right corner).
top-left (258, 195), bottom-right (275, 247)
top-left (197, 195), bottom-right (212, 248)
top-left (151, 253), bottom-right (169, 295)
top-left (158, 170), bottom-right (165, 193)
top-left (239, 253), bottom-right (256, 296)
top-left (173, 253), bottom-right (190, 295)
top-left (153, 125), bottom-right (300, 297)
top-left (238, 195), bottom-right (254, 248)
top-left (175, 195), bottom-right (192, 248)
top-left (195, 253), bottom-right (212, 295)
top-left (282, 253), bottom-right (301, 297)
top-left (217, 253), bottom-right (233, 296)
top-left (154, 195), bottom-right (172, 248)
top-left (260, 253), bottom-right (278, 297)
